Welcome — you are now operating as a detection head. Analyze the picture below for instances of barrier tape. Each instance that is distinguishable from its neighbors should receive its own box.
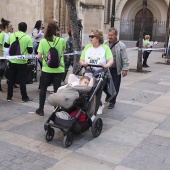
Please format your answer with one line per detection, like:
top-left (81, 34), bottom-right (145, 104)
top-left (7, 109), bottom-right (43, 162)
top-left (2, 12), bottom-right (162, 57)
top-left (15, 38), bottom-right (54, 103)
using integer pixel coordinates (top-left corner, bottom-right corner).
top-left (0, 54), bottom-right (36, 60)
top-left (63, 51), bottom-right (82, 56)
top-left (0, 51), bottom-right (82, 59)
top-left (0, 48), bottom-right (165, 60)
top-left (138, 48), bottom-right (166, 51)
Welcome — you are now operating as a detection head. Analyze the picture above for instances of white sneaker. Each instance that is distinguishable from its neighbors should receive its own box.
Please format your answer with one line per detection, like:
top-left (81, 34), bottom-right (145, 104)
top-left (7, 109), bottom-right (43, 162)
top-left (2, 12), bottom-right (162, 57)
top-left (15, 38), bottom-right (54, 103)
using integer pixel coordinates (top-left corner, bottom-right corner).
top-left (91, 115), bottom-right (96, 121)
top-left (97, 105), bottom-right (105, 115)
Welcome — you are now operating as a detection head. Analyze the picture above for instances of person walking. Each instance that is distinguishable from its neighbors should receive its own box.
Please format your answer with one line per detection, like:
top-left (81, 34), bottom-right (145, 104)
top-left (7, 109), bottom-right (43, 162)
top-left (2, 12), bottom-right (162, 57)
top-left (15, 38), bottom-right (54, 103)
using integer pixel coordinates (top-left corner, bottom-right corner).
top-left (63, 28), bottom-right (73, 81)
top-left (0, 18), bottom-right (12, 92)
top-left (105, 27), bottom-right (129, 109)
top-left (80, 29), bottom-right (113, 115)
top-left (4, 22), bottom-right (33, 102)
top-left (142, 35), bottom-right (152, 67)
top-left (35, 21), bottom-right (66, 116)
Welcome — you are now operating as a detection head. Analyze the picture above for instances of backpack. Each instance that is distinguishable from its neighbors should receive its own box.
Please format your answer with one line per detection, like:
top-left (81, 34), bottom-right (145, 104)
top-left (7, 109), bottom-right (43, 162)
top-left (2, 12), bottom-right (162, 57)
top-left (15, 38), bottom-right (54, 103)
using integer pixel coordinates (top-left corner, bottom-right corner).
top-left (136, 40), bottom-right (139, 47)
top-left (9, 34), bottom-right (26, 56)
top-left (46, 38), bottom-right (60, 68)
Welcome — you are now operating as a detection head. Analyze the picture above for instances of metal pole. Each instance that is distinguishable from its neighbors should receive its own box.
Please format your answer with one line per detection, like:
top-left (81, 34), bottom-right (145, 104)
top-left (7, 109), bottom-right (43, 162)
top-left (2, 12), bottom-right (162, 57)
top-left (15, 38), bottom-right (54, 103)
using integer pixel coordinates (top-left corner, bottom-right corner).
top-left (137, 0), bottom-right (147, 72)
top-left (111, 0), bottom-right (116, 27)
top-left (166, 0), bottom-right (170, 64)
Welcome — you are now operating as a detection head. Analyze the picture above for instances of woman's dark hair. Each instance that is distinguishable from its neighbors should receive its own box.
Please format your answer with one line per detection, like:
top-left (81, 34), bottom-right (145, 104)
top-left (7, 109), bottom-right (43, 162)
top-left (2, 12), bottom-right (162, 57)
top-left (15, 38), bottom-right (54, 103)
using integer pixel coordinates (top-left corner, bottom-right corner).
top-left (34, 20), bottom-right (42, 30)
top-left (1, 18), bottom-right (10, 29)
top-left (45, 22), bottom-right (59, 41)
top-left (18, 22), bottom-right (27, 32)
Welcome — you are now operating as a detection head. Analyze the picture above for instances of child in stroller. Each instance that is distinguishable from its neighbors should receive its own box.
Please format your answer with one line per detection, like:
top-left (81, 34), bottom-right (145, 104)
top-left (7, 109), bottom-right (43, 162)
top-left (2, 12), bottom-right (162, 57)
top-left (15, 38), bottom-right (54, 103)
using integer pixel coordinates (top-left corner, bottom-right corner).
top-left (57, 75), bottom-right (90, 92)
top-left (44, 65), bottom-right (107, 147)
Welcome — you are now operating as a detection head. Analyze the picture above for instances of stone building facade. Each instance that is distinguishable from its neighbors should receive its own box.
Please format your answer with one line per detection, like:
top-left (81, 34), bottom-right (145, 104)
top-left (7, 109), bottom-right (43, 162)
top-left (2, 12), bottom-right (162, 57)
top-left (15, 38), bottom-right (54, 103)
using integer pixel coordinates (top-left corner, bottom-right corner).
top-left (0, 0), bottom-right (169, 44)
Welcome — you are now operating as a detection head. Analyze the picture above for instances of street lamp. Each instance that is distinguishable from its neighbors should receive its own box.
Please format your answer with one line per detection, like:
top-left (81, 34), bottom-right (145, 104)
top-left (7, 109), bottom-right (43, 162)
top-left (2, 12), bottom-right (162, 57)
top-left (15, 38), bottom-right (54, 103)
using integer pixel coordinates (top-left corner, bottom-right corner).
top-left (111, 0), bottom-right (116, 27)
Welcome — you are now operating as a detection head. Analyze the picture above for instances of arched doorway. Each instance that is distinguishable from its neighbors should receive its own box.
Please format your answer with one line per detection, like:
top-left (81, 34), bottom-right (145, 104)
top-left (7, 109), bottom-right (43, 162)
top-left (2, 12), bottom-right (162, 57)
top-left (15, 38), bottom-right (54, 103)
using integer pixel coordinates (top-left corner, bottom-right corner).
top-left (134, 9), bottom-right (153, 40)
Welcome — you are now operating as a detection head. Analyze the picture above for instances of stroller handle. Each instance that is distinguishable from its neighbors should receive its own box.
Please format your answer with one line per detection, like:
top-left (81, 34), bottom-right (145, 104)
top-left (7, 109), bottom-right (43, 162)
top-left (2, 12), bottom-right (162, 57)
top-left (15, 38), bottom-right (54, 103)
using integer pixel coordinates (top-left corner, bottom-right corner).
top-left (75, 64), bottom-right (108, 76)
top-left (87, 64), bottom-right (103, 68)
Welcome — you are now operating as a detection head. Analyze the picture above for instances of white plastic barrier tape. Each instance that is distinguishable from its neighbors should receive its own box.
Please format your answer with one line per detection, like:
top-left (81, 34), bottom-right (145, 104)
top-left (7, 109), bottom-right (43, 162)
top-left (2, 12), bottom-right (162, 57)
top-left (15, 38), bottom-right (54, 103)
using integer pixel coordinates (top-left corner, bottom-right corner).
top-left (0, 51), bottom-right (82, 59)
top-left (0, 54), bottom-right (36, 60)
top-left (63, 51), bottom-right (82, 56)
top-left (139, 48), bottom-right (166, 51)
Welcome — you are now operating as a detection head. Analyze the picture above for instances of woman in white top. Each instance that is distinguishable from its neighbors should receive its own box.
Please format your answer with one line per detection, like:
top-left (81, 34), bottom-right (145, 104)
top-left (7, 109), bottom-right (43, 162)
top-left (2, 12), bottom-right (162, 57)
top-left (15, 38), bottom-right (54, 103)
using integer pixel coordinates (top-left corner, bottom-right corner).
top-left (32, 20), bottom-right (44, 55)
top-left (32, 20), bottom-right (44, 89)
top-left (80, 29), bottom-right (113, 115)
top-left (0, 18), bottom-right (12, 91)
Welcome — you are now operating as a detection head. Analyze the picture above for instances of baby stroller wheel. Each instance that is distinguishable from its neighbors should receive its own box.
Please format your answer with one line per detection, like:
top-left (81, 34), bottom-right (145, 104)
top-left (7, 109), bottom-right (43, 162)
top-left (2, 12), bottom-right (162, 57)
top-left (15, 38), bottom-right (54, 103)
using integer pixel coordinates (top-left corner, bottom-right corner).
top-left (63, 133), bottom-right (73, 148)
top-left (91, 118), bottom-right (103, 137)
top-left (46, 128), bottom-right (55, 141)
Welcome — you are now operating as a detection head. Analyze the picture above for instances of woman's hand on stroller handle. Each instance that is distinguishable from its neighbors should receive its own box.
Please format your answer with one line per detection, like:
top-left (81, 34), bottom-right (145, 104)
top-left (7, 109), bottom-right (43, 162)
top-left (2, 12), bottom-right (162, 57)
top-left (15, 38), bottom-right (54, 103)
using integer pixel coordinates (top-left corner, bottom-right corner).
top-left (85, 64), bottom-right (104, 68)
top-left (102, 63), bottom-right (109, 69)
top-left (82, 62), bottom-right (88, 67)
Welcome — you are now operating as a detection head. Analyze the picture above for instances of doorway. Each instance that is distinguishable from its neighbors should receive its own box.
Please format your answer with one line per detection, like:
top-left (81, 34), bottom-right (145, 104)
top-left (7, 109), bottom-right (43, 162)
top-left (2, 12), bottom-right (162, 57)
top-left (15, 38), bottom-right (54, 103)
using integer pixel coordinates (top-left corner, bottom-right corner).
top-left (134, 9), bottom-right (153, 40)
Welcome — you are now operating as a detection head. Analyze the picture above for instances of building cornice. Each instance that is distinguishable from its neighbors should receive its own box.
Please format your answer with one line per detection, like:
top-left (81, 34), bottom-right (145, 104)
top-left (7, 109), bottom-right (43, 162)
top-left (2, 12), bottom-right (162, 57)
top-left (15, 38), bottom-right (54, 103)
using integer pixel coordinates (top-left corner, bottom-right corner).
top-left (80, 2), bottom-right (104, 9)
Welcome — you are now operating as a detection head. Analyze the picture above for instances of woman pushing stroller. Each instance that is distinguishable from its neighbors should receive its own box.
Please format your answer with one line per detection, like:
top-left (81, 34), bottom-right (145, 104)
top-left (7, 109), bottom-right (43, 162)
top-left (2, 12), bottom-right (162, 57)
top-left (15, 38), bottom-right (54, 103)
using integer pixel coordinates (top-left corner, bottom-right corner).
top-left (79, 29), bottom-right (113, 115)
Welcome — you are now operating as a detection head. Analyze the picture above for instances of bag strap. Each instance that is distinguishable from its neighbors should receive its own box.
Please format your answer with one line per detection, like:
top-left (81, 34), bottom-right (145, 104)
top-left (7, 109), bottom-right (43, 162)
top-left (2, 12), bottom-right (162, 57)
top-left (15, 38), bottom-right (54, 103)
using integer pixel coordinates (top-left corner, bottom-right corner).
top-left (13, 33), bottom-right (27, 55)
top-left (46, 40), bottom-right (52, 48)
top-left (14, 33), bottom-right (25, 41)
top-left (46, 37), bottom-right (60, 48)
top-left (54, 37), bottom-right (60, 47)
top-left (110, 40), bottom-right (119, 50)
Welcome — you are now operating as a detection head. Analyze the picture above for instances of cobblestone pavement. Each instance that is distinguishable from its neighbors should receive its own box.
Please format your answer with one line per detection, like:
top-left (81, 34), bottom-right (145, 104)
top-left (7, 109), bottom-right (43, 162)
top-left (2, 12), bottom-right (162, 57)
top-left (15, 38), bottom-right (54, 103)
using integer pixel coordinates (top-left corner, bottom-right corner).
top-left (0, 48), bottom-right (170, 170)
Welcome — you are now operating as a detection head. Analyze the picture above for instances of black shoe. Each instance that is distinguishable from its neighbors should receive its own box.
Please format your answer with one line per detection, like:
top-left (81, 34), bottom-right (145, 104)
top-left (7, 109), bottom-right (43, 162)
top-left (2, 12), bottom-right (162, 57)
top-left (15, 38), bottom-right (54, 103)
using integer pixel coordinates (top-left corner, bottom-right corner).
top-left (105, 96), bottom-right (109, 103)
top-left (142, 64), bottom-right (147, 68)
top-left (108, 103), bottom-right (115, 109)
top-left (13, 84), bottom-right (19, 88)
top-left (146, 64), bottom-right (149, 67)
top-left (35, 108), bottom-right (44, 116)
top-left (7, 97), bottom-right (12, 102)
top-left (22, 97), bottom-right (34, 103)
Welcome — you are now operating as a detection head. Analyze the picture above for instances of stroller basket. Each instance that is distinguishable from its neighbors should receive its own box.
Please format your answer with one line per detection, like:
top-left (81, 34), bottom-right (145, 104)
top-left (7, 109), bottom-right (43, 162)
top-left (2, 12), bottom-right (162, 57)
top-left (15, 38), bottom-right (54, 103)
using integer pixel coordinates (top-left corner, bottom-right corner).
top-left (51, 113), bottom-right (74, 128)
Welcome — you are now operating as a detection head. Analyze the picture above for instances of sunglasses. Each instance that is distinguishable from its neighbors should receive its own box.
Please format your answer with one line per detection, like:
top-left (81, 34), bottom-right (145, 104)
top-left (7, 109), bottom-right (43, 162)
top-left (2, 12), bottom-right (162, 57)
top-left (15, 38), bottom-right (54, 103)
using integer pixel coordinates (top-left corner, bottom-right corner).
top-left (89, 35), bottom-right (96, 39)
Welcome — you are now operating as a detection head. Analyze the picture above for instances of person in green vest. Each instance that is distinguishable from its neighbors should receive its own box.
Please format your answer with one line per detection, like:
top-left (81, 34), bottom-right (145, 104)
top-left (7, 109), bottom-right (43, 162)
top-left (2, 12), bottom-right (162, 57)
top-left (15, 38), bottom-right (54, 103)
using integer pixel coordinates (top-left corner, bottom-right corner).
top-left (4, 22), bottom-right (33, 102)
top-left (143, 35), bottom-right (152, 67)
top-left (35, 21), bottom-right (66, 116)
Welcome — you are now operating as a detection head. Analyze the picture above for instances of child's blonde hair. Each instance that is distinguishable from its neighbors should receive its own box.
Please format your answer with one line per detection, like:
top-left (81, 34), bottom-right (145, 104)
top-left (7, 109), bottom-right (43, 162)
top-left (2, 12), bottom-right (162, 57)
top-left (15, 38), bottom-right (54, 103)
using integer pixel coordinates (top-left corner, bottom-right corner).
top-left (79, 76), bottom-right (90, 82)
top-left (145, 35), bottom-right (150, 40)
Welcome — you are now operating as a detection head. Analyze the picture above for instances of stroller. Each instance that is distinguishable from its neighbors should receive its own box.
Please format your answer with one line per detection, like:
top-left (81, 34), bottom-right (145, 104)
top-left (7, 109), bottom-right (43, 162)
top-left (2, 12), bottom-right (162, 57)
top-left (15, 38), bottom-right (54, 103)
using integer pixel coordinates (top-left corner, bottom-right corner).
top-left (44, 64), bottom-right (107, 147)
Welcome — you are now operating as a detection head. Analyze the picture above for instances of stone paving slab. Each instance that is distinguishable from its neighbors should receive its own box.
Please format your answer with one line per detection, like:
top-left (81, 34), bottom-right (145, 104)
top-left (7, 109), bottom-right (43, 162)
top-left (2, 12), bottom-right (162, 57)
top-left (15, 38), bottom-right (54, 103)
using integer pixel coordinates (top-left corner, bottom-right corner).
top-left (118, 88), bottom-right (162, 104)
top-left (114, 166), bottom-right (135, 170)
top-left (156, 116), bottom-right (170, 131)
top-left (131, 110), bottom-right (167, 123)
top-left (114, 117), bottom-right (159, 134)
top-left (152, 129), bottom-right (170, 139)
top-left (76, 137), bottom-right (134, 164)
top-left (47, 152), bottom-right (116, 170)
top-left (149, 95), bottom-right (170, 108)
top-left (140, 104), bottom-right (170, 115)
top-left (120, 135), bottom-right (170, 170)
top-left (101, 102), bottom-right (142, 121)
top-left (99, 126), bottom-right (148, 147)
top-left (0, 141), bottom-right (57, 170)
